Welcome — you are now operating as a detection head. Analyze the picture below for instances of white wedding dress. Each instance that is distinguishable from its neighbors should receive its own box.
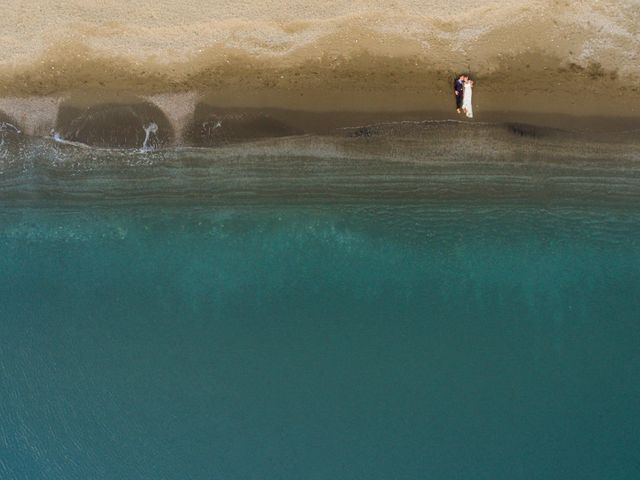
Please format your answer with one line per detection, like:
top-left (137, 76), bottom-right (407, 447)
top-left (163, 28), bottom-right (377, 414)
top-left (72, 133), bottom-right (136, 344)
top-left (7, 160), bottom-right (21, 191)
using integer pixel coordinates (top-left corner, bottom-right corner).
top-left (462, 82), bottom-right (473, 118)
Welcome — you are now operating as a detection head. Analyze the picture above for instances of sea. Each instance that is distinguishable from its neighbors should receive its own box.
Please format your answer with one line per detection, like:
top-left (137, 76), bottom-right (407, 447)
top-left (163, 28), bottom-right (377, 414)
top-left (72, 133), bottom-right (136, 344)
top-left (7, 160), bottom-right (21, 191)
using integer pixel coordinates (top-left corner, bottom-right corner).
top-left (1, 121), bottom-right (639, 479)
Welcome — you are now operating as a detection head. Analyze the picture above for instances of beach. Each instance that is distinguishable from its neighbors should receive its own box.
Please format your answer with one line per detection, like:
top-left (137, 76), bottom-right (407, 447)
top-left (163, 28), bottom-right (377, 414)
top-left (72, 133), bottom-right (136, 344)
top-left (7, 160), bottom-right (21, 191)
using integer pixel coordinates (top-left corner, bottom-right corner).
top-left (1, 0), bottom-right (639, 142)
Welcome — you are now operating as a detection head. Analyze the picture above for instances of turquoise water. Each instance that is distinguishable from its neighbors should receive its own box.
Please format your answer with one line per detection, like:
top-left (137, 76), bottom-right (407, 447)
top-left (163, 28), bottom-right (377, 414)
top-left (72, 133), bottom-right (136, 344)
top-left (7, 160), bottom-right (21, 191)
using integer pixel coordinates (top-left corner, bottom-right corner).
top-left (1, 127), bottom-right (640, 479)
top-left (1, 204), bottom-right (639, 479)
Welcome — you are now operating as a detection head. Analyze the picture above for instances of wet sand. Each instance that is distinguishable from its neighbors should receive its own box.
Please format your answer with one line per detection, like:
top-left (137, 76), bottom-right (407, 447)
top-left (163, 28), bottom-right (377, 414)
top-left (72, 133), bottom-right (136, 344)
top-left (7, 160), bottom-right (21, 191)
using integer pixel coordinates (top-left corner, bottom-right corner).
top-left (2, 96), bottom-right (640, 148)
top-left (1, 50), bottom-right (638, 114)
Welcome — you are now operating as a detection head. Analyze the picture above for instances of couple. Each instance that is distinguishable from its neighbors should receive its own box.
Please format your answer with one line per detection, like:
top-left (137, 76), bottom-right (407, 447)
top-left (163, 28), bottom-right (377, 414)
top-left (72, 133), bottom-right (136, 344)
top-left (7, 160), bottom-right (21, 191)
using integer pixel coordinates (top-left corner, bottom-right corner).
top-left (454, 74), bottom-right (474, 118)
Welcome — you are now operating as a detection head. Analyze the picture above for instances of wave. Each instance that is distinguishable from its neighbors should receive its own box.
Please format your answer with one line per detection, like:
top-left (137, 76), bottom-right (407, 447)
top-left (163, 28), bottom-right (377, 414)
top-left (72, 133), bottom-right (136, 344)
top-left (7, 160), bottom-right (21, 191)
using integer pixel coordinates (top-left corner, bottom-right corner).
top-left (1, 121), bottom-right (639, 208)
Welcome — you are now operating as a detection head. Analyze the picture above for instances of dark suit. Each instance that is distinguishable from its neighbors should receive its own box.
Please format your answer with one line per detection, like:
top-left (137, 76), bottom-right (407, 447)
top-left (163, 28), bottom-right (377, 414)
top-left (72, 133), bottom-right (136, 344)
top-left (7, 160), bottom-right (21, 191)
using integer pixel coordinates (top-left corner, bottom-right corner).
top-left (454, 78), bottom-right (464, 109)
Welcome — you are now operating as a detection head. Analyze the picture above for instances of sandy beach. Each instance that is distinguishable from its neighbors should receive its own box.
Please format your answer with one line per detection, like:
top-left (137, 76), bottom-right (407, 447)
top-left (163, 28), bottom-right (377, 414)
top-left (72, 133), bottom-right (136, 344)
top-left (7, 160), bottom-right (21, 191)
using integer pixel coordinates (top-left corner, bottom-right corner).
top-left (1, 0), bottom-right (639, 142)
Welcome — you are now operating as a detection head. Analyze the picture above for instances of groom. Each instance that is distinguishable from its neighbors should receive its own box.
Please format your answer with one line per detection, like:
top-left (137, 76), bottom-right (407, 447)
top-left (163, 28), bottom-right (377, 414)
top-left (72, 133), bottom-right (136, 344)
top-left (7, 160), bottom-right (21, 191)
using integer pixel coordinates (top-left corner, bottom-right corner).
top-left (454, 74), bottom-right (467, 113)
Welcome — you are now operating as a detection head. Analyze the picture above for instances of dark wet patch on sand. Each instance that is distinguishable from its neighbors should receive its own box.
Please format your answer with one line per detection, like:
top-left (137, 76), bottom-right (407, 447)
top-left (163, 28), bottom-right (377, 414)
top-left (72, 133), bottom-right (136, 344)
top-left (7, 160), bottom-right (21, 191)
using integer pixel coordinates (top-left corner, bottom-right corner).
top-left (184, 105), bottom-right (304, 146)
top-left (55, 99), bottom-right (173, 148)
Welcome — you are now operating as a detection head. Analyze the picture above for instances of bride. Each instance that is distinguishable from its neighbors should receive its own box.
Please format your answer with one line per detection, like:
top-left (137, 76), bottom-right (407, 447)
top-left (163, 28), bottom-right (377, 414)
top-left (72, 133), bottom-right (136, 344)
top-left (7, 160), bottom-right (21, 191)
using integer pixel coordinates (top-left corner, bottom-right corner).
top-left (462, 79), bottom-right (474, 118)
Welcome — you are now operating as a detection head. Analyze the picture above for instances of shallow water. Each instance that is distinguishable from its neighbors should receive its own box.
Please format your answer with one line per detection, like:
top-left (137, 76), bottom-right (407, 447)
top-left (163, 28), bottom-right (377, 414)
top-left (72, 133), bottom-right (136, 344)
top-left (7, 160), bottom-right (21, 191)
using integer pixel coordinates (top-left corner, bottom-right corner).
top-left (1, 129), bottom-right (640, 479)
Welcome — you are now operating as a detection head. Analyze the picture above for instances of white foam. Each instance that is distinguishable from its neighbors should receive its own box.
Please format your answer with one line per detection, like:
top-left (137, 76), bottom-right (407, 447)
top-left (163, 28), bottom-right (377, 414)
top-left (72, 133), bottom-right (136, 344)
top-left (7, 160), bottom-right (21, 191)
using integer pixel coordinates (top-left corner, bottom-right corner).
top-left (51, 131), bottom-right (89, 148)
top-left (141, 122), bottom-right (159, 151)
top-left (0, 122), bottom-right (21, 134)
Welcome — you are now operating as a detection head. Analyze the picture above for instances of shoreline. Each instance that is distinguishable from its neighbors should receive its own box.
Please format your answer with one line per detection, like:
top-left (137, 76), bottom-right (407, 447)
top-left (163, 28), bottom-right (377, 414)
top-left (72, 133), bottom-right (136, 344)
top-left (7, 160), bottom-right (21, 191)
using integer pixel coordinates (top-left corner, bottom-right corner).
top-left (2, 95), bottom-right (639, 148)
top-left (3, 106), bottom-right (638, 206)
top-left (2, 123), bottom-right (639, 209)
top-left (1, 50), bottom-right (639, 145)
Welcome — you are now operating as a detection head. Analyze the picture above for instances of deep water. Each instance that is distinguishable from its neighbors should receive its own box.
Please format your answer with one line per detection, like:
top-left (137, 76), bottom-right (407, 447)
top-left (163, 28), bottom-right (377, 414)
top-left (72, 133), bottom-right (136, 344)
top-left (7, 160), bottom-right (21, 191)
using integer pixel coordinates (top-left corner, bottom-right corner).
top-left (1, 203), bottom-right (639, 480)
top-left (1, 127), bottom-right (640, 479)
